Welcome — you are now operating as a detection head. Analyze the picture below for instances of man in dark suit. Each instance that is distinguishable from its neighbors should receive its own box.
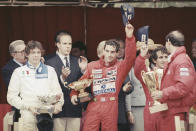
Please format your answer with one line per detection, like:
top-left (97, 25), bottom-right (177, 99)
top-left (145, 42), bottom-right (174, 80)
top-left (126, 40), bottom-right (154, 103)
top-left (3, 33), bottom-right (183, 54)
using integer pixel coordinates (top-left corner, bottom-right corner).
top-left (2, 40), bottom-right (26, 89)
top-left (116, 39), bottom-right (134, 131)
top-left (191, 38), bottom-right (196, 71)
top-left (46, 31), bottom-right (86, 131)
top-left (1, 40), bottom-right (26, 122)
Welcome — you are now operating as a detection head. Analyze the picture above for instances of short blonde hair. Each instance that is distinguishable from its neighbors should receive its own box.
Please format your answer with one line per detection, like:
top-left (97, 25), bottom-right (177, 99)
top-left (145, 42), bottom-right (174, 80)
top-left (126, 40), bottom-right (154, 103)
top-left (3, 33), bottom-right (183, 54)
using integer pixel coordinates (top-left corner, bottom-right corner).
top-left (97, 40), bottom-right (106, 58)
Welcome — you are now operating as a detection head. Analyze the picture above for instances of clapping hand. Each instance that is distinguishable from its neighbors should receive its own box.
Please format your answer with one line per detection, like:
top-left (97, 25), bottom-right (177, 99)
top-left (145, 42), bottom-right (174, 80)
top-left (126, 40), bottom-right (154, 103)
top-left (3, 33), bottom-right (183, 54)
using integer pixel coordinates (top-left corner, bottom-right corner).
top-left (62, 66), bottom-right (71, 80)
top-left (78, 56), bottom-right (88, 73)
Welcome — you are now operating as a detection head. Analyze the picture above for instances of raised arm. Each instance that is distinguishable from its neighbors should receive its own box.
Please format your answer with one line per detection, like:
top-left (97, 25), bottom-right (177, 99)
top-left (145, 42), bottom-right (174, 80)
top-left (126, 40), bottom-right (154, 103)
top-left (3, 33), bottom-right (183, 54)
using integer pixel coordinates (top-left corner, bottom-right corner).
top-left (118, 24), bottom-right (136, 83)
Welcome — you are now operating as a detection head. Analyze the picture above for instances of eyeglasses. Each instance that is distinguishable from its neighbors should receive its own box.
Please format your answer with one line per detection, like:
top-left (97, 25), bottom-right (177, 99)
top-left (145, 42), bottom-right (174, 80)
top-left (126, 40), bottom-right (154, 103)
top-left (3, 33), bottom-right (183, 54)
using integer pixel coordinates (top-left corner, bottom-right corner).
top-left (14, 50), bottom-right (25, 54)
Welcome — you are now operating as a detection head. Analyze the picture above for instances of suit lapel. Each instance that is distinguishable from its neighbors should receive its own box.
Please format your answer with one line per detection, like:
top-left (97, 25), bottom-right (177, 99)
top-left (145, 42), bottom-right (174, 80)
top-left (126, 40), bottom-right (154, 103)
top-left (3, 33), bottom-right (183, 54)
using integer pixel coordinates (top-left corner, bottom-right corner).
top-left (54, 55), bottom-right (64, 76)
top-left (11, 59), bottom-right (21, 69)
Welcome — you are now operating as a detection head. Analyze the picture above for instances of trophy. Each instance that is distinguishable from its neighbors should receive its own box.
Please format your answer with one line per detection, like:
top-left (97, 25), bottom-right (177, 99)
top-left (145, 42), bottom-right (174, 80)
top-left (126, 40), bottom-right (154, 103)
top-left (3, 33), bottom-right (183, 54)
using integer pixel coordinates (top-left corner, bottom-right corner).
top-left (141, 69), bottom-right (168, 114)
top-left (37, 94), bottom-right (61, 113)
top-left (65, 79), bottom-right (93, 103)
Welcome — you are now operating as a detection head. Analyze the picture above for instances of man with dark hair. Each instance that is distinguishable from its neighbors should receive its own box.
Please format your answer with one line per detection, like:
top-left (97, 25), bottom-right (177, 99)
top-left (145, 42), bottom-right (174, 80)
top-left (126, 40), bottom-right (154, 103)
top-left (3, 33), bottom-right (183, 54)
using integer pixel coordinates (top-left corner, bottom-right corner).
top-left (149, 46), bottom-right (169, 70)
top-left (134, 44), bottom-right (169, 131)
top-left (71, 41), bottom-right (87, 58)
top-left (115, 38), bottom-right (134, 131)
top-left (191, 38), bottom-right (196, 71)
top-left (7, 40), bottom-right (63, 131)
top-left (70, 23), bottom-right (136, 131)
top-left (152, 30), bottom-right (196, 131)
top-left (46, 31), bottom-right (87, 131)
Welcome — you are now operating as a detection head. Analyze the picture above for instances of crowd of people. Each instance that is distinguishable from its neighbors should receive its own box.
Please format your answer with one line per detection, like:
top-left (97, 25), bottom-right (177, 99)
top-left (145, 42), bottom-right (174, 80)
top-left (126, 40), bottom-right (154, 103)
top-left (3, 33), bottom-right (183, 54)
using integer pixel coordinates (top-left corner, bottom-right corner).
top-left (1, 23), bottom-right (196, 131)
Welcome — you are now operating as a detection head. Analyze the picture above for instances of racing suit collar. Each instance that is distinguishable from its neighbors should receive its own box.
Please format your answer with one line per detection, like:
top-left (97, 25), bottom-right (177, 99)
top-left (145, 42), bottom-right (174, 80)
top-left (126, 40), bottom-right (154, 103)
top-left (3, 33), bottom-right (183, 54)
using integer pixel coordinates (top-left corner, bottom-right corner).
top-left (169, 46), bottom-right (186, 63)
top-left (163, 46), bottom-right (186, 78)
top-left (27, 61), bottom-right (41, 70)
top-left (99, 56), bottom-right (117, 67)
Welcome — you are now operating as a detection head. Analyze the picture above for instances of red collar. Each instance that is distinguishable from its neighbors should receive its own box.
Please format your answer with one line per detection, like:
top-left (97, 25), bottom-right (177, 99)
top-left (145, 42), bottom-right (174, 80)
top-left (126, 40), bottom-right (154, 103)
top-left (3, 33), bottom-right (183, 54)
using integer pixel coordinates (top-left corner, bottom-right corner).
top-left (99, 56), bottom-right (117, 67)
top-left (170, 46), bottom-right (186, 62)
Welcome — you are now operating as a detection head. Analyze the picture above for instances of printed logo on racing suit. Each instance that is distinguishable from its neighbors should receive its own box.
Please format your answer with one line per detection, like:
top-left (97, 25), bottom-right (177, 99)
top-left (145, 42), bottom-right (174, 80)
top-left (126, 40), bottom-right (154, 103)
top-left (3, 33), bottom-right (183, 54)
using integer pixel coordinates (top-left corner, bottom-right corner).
top-left (106, 69), bottom-right (117, 77)
top-left (92, 69), bottom-right (103, 79)
top-left (92, 69), bottom-right (102, 74)
top-left (179, 67), bottom-right (190, 76)
top-left (93, 76), bottom-right (116, 95)
top-left (21, 70), bottom-right (35, 77)
top-left (93, 73), bottom-right (102, 79)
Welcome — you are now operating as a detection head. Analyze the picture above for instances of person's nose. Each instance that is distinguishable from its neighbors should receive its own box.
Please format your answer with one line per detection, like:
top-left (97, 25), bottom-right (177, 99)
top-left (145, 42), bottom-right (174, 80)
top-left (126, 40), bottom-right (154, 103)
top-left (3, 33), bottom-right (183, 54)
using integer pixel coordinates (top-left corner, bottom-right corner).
top-left (35, 52), bottom-right (40, 57)
top-left (108, 52), bottom-right (112, 57)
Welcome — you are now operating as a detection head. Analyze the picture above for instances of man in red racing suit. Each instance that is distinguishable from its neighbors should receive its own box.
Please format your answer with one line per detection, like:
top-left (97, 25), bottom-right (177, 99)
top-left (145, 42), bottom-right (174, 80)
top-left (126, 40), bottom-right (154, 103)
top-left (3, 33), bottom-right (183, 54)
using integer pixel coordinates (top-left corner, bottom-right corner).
top-left (152, 30), bottom-right (196, 131)
top-left (70, 24), bottom-right (136, 131)
top-left (134, 45), bottom-right (169, 131)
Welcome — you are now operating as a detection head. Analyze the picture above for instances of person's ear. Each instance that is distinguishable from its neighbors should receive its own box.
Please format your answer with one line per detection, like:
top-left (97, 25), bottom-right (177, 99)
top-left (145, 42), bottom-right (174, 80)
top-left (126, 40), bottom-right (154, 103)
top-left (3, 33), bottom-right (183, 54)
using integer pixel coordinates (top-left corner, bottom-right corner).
top-left (11, 53), bottom-right (15, 57)
top-left (56, 42), bottom-right (60, 48)
top-left (153, 59), bottom-right (156, 65)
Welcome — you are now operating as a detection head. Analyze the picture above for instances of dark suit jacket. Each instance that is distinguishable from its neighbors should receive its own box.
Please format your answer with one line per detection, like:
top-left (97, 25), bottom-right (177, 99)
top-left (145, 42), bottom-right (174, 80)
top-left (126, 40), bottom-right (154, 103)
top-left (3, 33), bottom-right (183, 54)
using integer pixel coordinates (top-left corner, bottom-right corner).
top-left (192, 58), bottom-right (196, 71)
top-left (46, 54), bottom-right (83, 118)
top-left (1, 59), bottom-right (21, 89)
top-left (118, 75), bottom-right (133, 124)
top-left (1, 59), bottom-right (21, 121)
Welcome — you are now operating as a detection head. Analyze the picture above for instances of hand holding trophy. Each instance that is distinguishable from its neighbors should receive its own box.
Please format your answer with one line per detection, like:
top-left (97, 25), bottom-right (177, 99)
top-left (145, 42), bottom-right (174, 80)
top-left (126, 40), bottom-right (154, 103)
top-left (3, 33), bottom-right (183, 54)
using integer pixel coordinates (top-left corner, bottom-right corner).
top-left (37, 94), bottom-right (61, 113)
top-left (65, 79), bottom-right (93, 103)
top-left (141, 69), bottom-right (168, 114)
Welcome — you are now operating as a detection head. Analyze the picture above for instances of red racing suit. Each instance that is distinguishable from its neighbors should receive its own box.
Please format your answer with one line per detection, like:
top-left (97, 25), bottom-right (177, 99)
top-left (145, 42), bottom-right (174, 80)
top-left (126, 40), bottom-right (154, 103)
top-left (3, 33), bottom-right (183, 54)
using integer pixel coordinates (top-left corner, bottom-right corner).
top-left (134, 55), bottom-right (160, 131)
top-left (158, 46), bottom-right (196, 131)
top-left (70, 36), bottom-right (136, 131)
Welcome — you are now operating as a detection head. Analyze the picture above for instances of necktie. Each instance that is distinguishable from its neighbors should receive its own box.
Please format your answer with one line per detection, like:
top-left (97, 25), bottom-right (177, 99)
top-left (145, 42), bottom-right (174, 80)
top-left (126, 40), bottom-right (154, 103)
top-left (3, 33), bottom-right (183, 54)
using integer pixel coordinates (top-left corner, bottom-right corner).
top-left (65, 57), bottom-right (69, 68)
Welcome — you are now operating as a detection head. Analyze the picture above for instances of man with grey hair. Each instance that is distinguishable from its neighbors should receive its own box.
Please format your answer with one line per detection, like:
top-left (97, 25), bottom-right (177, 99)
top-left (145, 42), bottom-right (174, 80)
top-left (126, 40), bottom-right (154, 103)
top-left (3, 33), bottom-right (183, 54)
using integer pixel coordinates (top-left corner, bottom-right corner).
top-left (151, 30), bottom-right (196, 131)
top-left (2, 40), bottom-right (26, 89)
top-left (1, 40), bottom-right (26, 123)
top-left (7, 40), bottom-right (63, 131)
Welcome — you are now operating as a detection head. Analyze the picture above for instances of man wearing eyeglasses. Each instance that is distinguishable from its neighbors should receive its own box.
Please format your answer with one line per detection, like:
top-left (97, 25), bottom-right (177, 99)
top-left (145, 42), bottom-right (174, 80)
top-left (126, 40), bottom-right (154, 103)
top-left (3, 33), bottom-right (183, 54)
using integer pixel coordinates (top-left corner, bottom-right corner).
top-left (1, 40), bottom-right (26, 124)
top-left (2, 40), bottom-right (26, 90)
